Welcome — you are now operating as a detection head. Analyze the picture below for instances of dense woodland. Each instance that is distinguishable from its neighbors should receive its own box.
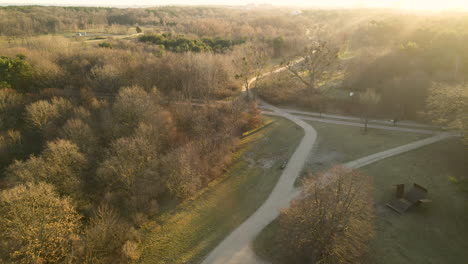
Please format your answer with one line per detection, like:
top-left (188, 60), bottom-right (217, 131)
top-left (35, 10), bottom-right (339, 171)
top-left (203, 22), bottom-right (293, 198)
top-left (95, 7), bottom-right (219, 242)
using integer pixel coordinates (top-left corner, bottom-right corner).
top-left (257, 11), bottom-right (468, 122)
top-left (0, 5), bottom-right (467, 264)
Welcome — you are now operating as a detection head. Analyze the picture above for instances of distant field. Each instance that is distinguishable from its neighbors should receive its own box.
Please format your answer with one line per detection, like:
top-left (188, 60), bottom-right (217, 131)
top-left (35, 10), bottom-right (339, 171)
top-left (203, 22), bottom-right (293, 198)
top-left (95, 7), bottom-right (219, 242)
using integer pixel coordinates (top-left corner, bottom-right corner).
top-left (364, 138), bottom-right (468, 264)
top-left (138, 116), bottom-right (304, 264)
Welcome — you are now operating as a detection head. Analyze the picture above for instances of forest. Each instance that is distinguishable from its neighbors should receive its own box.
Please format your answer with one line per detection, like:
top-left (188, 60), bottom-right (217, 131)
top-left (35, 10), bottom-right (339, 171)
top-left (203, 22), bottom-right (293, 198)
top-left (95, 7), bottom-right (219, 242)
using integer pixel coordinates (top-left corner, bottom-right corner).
top-left (0, 5), bottom-right (467, 264)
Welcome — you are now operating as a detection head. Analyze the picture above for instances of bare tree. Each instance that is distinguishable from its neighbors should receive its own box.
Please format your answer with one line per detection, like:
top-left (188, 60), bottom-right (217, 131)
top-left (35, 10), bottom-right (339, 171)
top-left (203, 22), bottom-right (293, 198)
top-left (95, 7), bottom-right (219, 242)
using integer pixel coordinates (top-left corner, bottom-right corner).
top-left (233, 44), bottom-right (269, 100)
top-left (286, 39), bottom-right (341, 114)
top-left (276, 166), bottom-right (375, 264)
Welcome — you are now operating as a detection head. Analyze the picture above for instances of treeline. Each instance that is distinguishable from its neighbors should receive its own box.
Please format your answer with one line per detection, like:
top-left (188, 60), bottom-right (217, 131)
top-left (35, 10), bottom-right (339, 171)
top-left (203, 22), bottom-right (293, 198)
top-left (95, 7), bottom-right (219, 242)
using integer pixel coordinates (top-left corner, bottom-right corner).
top-left (0, 5), bottom-right (306, 37)
top-left (0, 5), bottom-right (313, 59)
top-left (258, 11), bottom-right (468, 121)
top-left (0, 68), bottom-right (262, 263)
top-left (0, 36), bottom-right (242, 98)
top-left (0, 10), bottom-right (272, 261)
top-left (139, 33), bottom-right (246, 53)
top-left (346, 14), bottom-right (468, 119)
top-left (0, 6), bottom-right (179, 35)
top-left (0, 83), bottom-right (260, 263)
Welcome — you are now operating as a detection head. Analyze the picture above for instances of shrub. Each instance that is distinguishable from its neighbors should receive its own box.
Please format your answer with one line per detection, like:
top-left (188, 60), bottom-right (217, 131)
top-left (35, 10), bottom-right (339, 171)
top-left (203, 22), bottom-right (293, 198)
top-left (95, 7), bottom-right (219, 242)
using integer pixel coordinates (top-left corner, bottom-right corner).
top-left (98, 42), bottom-right (113, 49)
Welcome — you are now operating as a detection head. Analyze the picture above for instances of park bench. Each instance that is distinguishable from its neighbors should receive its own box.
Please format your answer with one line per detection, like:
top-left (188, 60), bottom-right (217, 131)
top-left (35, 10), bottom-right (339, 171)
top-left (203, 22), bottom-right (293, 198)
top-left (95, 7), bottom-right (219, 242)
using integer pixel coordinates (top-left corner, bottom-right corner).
top-left (386, 183), bottom-right (431, 214)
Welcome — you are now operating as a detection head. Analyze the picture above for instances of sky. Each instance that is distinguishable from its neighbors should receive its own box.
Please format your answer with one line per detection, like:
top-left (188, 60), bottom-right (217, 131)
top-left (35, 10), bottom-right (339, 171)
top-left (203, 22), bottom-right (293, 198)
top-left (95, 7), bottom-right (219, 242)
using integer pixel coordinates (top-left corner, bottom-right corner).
top-left (1, 0), bottom-right (467, 11)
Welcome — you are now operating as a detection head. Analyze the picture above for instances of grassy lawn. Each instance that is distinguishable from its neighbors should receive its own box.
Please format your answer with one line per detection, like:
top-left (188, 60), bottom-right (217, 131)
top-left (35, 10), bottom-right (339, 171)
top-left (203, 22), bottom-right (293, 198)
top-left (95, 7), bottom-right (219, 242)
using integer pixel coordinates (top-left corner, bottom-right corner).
top-left (254, 121), bottom-right (431, 262)
top-left (137, 116), bottom-right (304, 264)
top-left (301, 121), bottom-right (428, 179)
top-left (364, 138), bottom-right (468, 264)
top-left (254, 128), bottom-right (468, 264)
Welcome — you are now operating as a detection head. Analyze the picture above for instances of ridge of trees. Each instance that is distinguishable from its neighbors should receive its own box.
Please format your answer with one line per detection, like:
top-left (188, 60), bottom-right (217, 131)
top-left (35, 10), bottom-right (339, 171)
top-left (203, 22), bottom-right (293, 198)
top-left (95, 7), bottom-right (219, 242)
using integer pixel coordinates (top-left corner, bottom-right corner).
top-left (139, 33), bottom-right (246, 53)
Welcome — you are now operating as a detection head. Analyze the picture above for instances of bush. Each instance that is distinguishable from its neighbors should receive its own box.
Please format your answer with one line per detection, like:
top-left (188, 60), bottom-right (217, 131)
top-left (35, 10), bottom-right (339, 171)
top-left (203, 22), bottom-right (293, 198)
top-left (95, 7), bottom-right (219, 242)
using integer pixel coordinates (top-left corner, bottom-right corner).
top-left (98, 42), bottom-right (113, 49)
top-left (139, 33), bottom-right (212, 53)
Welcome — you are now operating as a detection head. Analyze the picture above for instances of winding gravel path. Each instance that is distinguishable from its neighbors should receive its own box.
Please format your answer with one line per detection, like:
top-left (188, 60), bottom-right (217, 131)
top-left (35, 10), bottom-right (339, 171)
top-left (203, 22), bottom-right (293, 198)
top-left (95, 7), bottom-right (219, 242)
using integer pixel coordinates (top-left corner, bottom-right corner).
top-left (280, 108), bottom-right (439, 129)
top-left (200, 101), bottom-right (317, 264)
top-left (275, 113), bottom-right (440, 135)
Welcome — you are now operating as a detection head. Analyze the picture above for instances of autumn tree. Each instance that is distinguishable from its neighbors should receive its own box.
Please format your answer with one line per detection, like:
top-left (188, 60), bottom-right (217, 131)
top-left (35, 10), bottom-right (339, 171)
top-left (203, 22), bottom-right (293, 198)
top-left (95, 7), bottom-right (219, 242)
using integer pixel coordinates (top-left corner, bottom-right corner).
top-left (98, 131), bottom-right (159, 198)
top-left (276, 166), bottom-right (375, 264)
top-left (286, 39), bottom-right (341, 112)
top-left (78, 205), bottom-right (140, 264)
top-left (0, 182), bottom-right (81, 264)
top-left (0, 130), bottom-right (23, 169)
top-left (0, 88), bottom-right (25, 130)
top-left (234, 45), bottom-right (269, 99)
top-left (60, 118), bottom-right (98, 156)
top-left (25, 97), bottom-right (74, 136)
top-left (97, 122), bottom-right (170, 214)
top-left (428, 83), bottom-right (468, 143)
top-left (162, 143), bottom-right (203, 200)
top-left (108, 86), bottom-right (161, 138)
top-left (7, 139), bottom-right (88, 199)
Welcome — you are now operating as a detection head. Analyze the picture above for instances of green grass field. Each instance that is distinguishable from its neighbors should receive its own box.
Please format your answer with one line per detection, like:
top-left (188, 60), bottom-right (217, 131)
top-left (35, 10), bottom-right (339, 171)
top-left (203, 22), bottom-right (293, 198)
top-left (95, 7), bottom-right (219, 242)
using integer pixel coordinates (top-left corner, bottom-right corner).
top-left (364, 138), bottom-right (468, 264)
top-left (254, 121), bottom-right (468, 264)
top-left (137, 116), bottom-right (303, 264)
top-left (300, 121), bottom-right (428, 181)
top-left (254, 121), bottom-right (434, 262)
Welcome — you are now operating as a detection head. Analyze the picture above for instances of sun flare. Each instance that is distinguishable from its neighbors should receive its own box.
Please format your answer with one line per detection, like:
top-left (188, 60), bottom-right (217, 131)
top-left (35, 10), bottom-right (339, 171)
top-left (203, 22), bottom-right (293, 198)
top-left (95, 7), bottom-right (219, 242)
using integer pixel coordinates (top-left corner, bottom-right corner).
top-left (394, 0), bottom-right (468, 11)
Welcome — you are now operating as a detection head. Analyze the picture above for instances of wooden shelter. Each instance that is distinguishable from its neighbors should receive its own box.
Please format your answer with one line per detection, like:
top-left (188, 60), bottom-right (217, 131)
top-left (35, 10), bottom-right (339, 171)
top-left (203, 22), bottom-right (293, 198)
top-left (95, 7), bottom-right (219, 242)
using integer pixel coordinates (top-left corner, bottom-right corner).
top-left (386, 183), bottom-right (431, 214)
